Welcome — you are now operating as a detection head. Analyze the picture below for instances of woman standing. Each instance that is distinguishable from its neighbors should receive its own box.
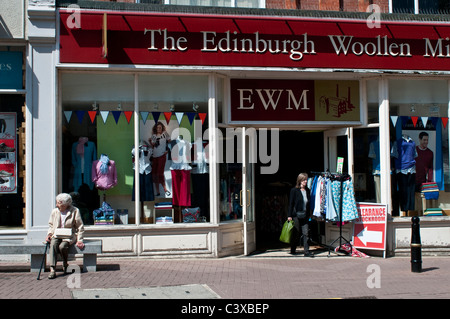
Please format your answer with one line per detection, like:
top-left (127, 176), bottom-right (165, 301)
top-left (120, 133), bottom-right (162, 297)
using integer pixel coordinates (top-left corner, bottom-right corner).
top-left (288, 173), bottom-right (313, 257)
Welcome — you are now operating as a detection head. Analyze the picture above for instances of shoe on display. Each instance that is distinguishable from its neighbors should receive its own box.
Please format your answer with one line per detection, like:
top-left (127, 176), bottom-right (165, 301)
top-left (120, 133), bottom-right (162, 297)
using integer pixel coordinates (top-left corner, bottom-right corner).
top-left (0, 143), bottom-right (15, 153)
top-left (0, 170), bottom-right (13, 177)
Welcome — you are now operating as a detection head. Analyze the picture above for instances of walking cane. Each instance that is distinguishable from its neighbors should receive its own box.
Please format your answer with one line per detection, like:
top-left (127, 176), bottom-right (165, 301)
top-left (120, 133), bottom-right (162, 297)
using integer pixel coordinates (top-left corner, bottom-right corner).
top-left (36, 241), bottom-right (49, 280)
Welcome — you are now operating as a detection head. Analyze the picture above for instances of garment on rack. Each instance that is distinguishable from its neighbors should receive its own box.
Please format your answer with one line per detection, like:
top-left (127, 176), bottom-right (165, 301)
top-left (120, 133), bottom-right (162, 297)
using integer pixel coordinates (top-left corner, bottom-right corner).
top-left (330, 180), bottom-right (358, 222)
top-left (310, 173), bottom-right (358, 222)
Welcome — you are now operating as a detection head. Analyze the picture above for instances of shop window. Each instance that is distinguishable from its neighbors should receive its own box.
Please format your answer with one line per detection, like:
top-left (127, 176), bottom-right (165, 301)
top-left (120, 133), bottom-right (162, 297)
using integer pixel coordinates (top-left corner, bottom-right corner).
top-left (138, 75), bottom-right (210, 223)
top-left (389, 79), bottom-right (449, 217)
top-left (0, 95), bottom-right (25, 228)
top-left (61, 73), bottom-right (210, 225)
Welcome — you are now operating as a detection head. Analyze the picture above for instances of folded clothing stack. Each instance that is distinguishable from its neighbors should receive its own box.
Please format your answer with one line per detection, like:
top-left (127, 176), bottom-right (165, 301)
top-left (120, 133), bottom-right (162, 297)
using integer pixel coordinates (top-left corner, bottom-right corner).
top-left (421, 182), bottom-right (439, 200)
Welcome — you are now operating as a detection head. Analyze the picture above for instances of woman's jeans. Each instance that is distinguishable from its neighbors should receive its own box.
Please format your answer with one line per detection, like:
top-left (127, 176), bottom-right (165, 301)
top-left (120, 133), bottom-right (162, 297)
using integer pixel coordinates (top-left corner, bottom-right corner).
top-left (290, 217), bottom-right (309, 254)
top-left (49, 238), bottom-right (69, 268)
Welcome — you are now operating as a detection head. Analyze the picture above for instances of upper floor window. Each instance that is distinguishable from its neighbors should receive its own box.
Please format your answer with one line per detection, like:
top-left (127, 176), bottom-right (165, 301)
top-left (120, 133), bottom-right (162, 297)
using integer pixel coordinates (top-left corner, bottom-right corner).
top-left (160, 0), bottom-right (262, 8)
top-left (392, 0), bottom-right (450, 14)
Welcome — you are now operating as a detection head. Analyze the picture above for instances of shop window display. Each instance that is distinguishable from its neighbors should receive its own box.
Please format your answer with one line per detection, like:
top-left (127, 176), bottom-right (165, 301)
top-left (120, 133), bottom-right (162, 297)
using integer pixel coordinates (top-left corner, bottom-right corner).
top-left (389, 79), bottom-right (449, 216)
top-left (61, 73), bottom-right (210, 225)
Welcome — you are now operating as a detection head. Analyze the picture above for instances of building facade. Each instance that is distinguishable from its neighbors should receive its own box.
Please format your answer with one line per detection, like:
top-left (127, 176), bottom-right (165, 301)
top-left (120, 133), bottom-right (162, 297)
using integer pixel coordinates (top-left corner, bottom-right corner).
top-left (2, 0), bottom-right (450, 259)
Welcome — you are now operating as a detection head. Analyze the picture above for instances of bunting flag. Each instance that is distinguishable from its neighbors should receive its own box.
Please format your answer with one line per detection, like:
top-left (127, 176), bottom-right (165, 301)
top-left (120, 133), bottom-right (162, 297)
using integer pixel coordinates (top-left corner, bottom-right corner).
top-left (65, 110), bottom-right (214, 127)
top-left (390, 115), bottom-right (398, 127)
top-left (75, 111), bottom-right (85, 124)
top-left (140, 111), bottom-right (149, 124)
top-left (152, 112), bottom-right (161, 123)
top-left (186, 112), bottom-right (196, 125)
top-left (402, 116), bottom-right (409, 126)
top-left (163, 112), bottom-right (172, 124)
top-left (175, 112), bottom-right (184, 125)
top-left (111, 111), bottom-right (121, 124)
top-left (124, 111), bottom-right (133, 124)
top-left (100, 111), bottom-right (109, 124)
top-left (421, 116), bottom-right (428, 128)
top-left (88, 111), bottom-right (97, 124)
top-left (64, 111), bottom-right (72, 123)
top-left (430, 117), bottom-right (439, 128)
top-left (411, 116), bottom-right (419, 127)
top-left (198, 112), bottom-right (207, 125)
top-left (442, 117), bottom-right (448, 129)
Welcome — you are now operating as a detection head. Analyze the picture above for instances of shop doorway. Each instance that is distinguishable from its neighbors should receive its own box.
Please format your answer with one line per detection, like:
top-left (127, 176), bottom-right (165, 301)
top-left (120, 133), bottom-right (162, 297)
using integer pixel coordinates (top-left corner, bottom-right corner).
top-left (254, 130), bottom-right (325, 251)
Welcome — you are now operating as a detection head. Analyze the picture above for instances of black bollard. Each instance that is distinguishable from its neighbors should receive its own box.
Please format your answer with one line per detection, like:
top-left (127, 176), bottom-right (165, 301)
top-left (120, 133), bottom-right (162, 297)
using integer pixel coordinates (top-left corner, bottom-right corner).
top-left (411, 216), bottom-right (422, 273)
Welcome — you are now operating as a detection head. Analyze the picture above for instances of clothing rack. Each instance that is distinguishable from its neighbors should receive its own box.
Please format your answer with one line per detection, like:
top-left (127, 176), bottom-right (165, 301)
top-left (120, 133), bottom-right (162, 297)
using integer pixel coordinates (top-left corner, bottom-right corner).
top-left (310, 171), bottom-right (353, 256)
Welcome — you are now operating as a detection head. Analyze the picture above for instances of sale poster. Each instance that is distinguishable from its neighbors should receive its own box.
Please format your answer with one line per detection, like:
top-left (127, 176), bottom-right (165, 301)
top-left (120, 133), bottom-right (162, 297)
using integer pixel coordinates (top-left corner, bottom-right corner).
top-left (0, 113), bottom-right (17, 193)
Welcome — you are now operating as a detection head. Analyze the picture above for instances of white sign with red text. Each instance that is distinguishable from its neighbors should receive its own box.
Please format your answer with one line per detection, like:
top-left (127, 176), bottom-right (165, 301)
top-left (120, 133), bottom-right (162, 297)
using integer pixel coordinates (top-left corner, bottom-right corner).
top-left (353, 203), bottom-right (387, 251)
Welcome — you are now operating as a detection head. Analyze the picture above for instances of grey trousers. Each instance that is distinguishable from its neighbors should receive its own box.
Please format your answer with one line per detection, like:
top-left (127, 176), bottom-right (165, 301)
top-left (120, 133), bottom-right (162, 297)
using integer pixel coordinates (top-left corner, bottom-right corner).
top-left (49, 238), bottom-right (70, 268)
top-left (290, 217), bottom-right (309, 254)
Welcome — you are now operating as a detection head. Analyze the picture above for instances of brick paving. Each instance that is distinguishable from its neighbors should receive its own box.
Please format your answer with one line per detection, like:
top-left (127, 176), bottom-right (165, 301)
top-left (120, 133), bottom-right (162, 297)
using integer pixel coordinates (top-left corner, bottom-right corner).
top-left (1, 249), bottom-right (450, 300)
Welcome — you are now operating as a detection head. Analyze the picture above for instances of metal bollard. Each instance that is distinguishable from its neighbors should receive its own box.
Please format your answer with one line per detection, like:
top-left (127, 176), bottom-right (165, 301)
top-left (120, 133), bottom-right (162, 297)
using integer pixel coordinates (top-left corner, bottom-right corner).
top-left (410, 216), bottom-right (422, 273)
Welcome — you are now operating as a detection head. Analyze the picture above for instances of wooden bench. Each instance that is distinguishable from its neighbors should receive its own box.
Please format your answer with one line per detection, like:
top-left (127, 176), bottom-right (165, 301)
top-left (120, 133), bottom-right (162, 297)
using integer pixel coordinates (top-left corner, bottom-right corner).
top-left (0, 239), bottom-right (102, 272)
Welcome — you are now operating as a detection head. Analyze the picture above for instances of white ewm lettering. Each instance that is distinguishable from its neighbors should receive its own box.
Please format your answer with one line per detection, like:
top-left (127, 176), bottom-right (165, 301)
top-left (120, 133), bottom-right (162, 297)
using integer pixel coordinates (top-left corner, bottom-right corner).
top-left (237, 89), bottom-right (310, 111)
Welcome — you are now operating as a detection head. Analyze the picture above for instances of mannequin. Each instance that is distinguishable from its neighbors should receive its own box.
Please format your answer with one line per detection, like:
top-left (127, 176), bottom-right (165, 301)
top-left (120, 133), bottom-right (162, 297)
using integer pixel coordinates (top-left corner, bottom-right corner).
top-left (192, 138), bottom-right (209, 220)
top-left (92, 154), bottom-right (117, 191)
top-left (170, 135), bottom-right (192, 222)
top-left (132, 141), bottom-right (154, 202)
top-left (368, 138), bottom-right (381, 203)
top-left (393, 134), bottom-right (417, 216)
top-left (72, 137), bottom-right (97, 192)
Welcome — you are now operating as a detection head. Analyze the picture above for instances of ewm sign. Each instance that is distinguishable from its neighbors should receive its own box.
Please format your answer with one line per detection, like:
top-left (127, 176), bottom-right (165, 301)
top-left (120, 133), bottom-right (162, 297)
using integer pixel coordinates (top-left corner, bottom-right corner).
top-left (230, 79), bottom-right (360, 123)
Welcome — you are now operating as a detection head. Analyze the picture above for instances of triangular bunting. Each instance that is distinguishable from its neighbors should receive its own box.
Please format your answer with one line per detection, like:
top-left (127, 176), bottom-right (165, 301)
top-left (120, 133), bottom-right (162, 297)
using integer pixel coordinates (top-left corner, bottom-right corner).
top-left (198, 113), bottom-right (207, 125)
top-left (100, 111), bottom-right (109, 124)
top-left (430, 117), bottom-right (439, 128)
top-left (390, 116), bottom-right (398, 127)
top-left (124, 111), bottom-right (133, 124)
top-left (401, 116), bottom-right (409, 127)
top-left (164, 112), bottom-right (172, 124)
top-left (75, 111), bottom-right (85, 124)
top-left (186, 112), bottom-right (196, 125)
top-left (175, 112), bottom-right (184, 125)
top-left (88, 111), bottom-right (97, 124)
top-left (411, 116), bottom-right (419, 127)
top-left (442, 117), bottom-right (448, 129)
top-left (421, 116), bottom-right (428, 128)
top-left (111, 111), bottom-right (121, 124)
top-left (64, 111), bottom-right (72, 123)
top-left (140, 111), bottom-right (149, 125)
top-left (152, 112), bottom-right (161, 123)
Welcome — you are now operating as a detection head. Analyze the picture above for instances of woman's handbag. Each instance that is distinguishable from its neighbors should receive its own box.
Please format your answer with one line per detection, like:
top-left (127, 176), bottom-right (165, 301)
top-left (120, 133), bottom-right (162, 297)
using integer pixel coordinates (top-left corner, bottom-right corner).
top-left (279, 220), bottom-right (294, 244)
top-left (54, 228), bottom-right (72, 239)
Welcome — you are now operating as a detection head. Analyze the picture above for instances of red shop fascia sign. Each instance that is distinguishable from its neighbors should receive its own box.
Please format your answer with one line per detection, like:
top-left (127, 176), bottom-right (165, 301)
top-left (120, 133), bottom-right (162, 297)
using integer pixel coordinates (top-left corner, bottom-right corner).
top-left (59, 9), bottom-right (450, 71)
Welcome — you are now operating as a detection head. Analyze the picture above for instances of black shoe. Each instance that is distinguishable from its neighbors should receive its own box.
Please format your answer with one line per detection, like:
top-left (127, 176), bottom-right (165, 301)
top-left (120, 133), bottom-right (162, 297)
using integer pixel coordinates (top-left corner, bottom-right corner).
top-left (305, 252), bottom-right (314, 258)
